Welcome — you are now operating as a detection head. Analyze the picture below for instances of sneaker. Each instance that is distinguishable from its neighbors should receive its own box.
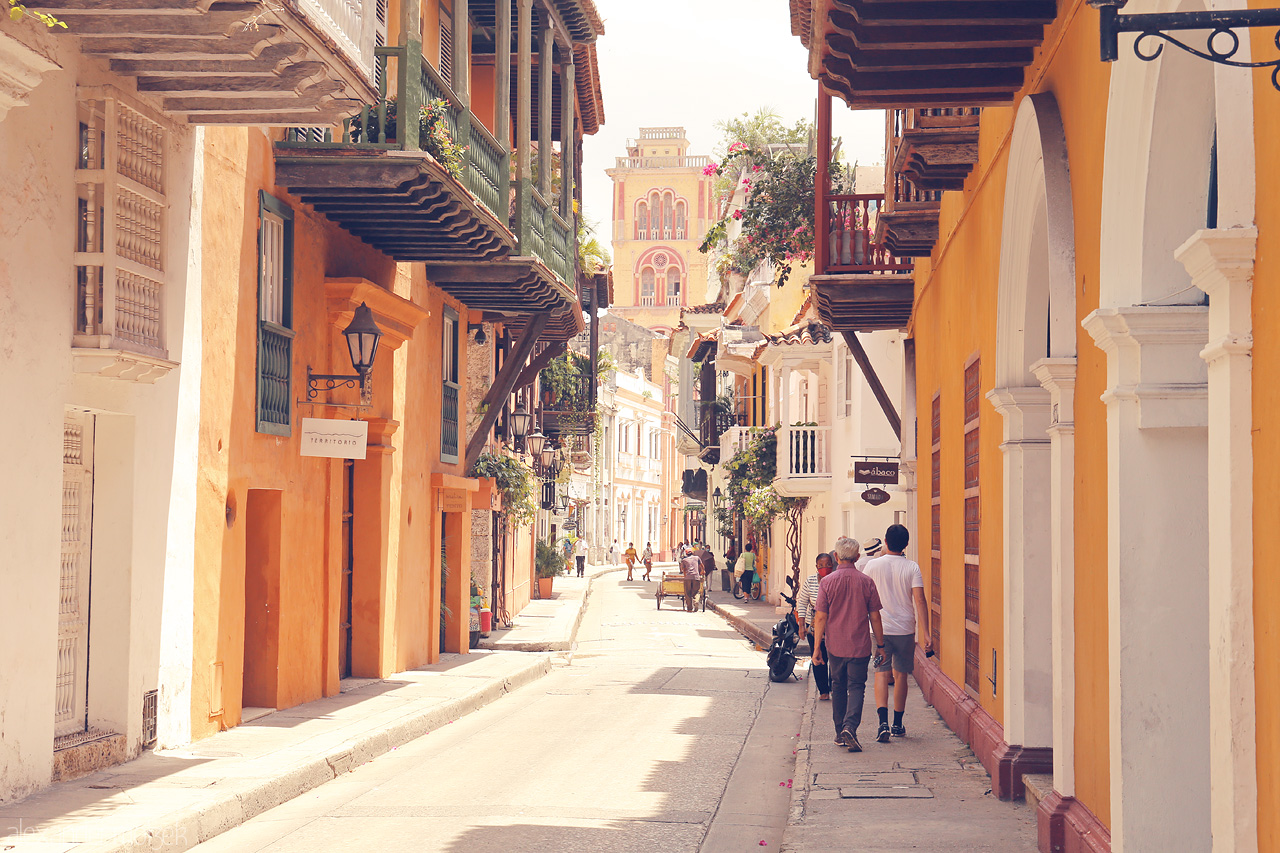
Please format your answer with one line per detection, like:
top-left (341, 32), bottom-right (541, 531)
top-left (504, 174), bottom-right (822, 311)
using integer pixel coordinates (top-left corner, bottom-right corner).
top-left (876, 722), bottom-right (891, 743)
top-left (833, 734), bottom-right (844, 746)
top-left (891, 723), bottom-right (906, 738)
top-left (841, 729), bottom-right (862, 752)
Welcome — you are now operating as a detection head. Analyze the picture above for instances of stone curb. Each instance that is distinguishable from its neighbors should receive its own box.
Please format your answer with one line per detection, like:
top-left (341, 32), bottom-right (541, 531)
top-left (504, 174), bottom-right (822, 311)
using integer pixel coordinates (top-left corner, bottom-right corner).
top-left (707, 598), bottom-right (773, 649)
top-left (781, 668), bottom-right (819, 851)
top-left (81, 654), bottom-right (554, 853)
top-left (478, 564), bottom-right (625, 653)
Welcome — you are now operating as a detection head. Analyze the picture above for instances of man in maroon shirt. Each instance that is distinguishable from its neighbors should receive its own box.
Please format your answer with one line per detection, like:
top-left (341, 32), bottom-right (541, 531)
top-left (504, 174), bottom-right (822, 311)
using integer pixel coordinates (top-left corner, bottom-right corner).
top-left (813, 537), bottom-right (886, 752)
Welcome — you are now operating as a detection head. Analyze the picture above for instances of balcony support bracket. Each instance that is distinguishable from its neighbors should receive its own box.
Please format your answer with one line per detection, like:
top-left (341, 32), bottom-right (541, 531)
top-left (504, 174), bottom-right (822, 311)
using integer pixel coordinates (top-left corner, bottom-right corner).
top-left (464, 312), bottom-right (550, 470)
top-left (842, 331), bottom-right (902, 439)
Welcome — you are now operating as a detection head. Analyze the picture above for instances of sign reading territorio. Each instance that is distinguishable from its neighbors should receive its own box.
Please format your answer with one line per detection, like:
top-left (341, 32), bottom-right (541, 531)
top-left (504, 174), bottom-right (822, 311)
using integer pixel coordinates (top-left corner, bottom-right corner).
top-left (299, 417), bottom-right (369, 460)
top-left (852, 459), bottom-right (900, 485)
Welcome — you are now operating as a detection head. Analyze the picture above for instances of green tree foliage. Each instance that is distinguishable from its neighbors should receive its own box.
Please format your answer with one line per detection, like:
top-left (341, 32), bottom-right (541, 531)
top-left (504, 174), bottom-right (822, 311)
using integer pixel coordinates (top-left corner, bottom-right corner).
top-left (715, 427), bottom-right (803, 541)
top-left (470, 451), bottom-right (537, 525)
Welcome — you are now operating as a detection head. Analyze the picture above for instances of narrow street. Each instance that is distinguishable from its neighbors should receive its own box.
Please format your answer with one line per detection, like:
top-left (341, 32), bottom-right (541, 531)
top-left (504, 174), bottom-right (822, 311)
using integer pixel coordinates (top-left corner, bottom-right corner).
top-left (191, 571), bottom-right (803, 853)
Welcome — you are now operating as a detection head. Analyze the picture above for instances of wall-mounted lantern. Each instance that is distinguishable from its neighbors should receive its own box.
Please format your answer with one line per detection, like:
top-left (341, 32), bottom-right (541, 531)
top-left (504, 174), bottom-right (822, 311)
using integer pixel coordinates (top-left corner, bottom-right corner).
top-left (307, 302), bottom-right (384, 405)
top-left (526, 428), bottom-right (546, 460)
top-left (510, 403), bottom-right (532, 451)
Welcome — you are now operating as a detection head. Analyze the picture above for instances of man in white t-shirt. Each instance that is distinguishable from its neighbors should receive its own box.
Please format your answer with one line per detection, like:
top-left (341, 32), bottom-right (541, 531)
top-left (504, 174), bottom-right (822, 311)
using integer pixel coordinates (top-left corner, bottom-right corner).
top-left (862, 524), bottom-right (932, 742)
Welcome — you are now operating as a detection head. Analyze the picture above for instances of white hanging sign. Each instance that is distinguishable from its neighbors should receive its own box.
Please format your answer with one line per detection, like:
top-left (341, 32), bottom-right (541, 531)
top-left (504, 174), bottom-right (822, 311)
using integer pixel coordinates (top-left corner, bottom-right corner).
top-left (299, 418), bottom-right (368, 459)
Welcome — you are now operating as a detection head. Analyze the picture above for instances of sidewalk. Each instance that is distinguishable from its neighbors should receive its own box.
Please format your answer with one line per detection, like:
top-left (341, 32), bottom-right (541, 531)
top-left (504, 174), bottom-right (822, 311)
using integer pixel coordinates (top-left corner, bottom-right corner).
top-left (0, 652), bottom-right (552, 853)
top-left (783, 666), bottom-right (1038, 852)
top-left (706, 579), bottom-right (778, 648)
top-left (478, 561), bottom-right (623, 652)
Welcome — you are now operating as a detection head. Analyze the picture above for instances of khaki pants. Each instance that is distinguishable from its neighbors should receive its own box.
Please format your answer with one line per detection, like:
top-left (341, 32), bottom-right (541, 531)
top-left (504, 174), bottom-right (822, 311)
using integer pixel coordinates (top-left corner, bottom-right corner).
top-left (682, 576), bottom-right (701, 611)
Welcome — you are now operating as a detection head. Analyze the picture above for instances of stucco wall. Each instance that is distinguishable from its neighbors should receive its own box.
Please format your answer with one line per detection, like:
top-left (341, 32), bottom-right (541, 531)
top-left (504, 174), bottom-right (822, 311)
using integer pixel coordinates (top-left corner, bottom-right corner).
top-left (0, 26), bottom-right (197, 795)
top-left (909, 6), bottom-right (1112, 826)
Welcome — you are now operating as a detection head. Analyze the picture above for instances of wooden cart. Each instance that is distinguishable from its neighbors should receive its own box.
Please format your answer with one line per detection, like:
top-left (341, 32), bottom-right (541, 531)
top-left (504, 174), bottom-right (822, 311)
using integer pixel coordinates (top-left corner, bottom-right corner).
top-left (655, 571), bottom-right (706, 611)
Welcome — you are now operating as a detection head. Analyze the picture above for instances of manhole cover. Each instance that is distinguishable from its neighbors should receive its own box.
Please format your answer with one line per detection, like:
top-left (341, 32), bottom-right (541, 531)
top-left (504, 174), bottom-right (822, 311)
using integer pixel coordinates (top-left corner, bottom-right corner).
top-left (817, 771), bottom-right (917, 787)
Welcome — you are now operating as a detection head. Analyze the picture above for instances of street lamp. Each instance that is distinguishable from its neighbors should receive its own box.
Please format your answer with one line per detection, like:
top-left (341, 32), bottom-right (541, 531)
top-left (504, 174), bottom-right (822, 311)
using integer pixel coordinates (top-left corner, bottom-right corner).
top-left (509, 403), bottom-right (532, 450)
top-left (307, 302), bottom-right (384, 403)
top-left (526, 428), bottom-right (546, 460)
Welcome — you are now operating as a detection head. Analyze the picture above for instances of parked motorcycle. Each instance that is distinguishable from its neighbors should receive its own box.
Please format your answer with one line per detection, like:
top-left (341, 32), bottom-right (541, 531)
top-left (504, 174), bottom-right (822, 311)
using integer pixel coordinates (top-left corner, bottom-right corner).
top-left (767, 575), bottom-right (801, 682)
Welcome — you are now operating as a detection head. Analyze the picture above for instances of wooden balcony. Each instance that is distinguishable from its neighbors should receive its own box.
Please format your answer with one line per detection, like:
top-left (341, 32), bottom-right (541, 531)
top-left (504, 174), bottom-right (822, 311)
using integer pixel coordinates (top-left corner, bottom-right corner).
top-left (811, 192), bottom-right (915, 332)
top-left (890, 108), bottom-right (982, 191)
top-left (789, 0), bottom-right (1055, 108)
top-left (29, 0), bottom-right (379, 124)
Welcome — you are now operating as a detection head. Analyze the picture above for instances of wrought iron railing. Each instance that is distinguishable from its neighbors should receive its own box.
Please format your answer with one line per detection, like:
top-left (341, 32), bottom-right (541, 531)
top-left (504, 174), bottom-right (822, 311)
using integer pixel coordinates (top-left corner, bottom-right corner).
top-left (258, 322), bottom-right (294, 432)
top-left (441, 382), bottom-right (460, 460)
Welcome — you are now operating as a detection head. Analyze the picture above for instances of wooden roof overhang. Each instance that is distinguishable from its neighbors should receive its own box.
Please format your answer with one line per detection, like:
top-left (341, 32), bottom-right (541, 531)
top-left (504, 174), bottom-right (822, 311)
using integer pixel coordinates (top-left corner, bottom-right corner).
top-left (892, 111), bottom-right (981, 191)
top-left (874, 208), bottom-right (940, 258)
top-left (428, 260), bottom-right (585, 342)
top-left (470, 0), bottom-right (604, 45)
top-left (273, 147), bottom-right (513, 261)
top-left (791, 0), bottom-right (1055, 108)
top-left (811, 273), bottom-right (915, 332)
top-left (29, 0), bottom-right (377, 124)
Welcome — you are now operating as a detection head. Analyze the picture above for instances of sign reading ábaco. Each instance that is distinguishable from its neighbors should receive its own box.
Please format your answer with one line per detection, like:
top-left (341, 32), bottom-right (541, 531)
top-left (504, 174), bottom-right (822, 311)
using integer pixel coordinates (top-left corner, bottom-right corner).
top-left (852, 459), bottom-right (900, 484)
top-left (300, 418), bottom-right (368, 460)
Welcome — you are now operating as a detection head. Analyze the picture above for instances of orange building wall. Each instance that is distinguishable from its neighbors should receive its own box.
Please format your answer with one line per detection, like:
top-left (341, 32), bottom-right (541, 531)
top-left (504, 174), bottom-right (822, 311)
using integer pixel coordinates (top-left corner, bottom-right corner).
top-left (912, 4), bottom-right (1112, 826)
top-left (192, 127), bottom-right (472, 740)
top-left (1251, 22), bottom-right (1280, 849)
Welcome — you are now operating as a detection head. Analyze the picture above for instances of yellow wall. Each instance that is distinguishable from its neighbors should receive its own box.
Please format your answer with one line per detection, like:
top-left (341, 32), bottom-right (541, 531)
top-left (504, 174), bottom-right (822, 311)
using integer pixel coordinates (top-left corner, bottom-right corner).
top-left (1251, 19), bottom-right (1280, 848)
top-left (192, 127), bottom-right (472, 739)
top-left (911, 2), bottom-right (1111, 825)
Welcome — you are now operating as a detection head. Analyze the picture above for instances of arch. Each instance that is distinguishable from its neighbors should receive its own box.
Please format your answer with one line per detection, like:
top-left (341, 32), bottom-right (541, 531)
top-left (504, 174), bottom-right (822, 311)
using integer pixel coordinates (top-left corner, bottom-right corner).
top-left (635, 201), bottom-right (648, 241)
top-left (988, 92), bottom-right (1077, 789)
top-left (675, 201), bottom-right (687, 239)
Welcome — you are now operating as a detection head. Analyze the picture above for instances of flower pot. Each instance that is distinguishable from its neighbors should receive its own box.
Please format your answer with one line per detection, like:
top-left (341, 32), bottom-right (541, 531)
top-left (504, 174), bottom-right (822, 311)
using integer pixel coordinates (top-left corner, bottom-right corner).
top-left (537, 576), bottom-right (554, 599)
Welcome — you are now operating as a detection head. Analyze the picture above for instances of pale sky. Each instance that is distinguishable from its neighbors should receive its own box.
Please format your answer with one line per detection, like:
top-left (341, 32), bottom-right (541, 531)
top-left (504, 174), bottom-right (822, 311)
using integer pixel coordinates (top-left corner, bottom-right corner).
top-left (579, 0), bottom-right (886, 243)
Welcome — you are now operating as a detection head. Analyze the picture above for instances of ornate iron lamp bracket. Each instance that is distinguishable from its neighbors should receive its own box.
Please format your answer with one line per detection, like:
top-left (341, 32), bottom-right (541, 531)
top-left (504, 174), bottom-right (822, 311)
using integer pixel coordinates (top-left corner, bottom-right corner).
top-left (1090, 1), bottom-right (1280, 91)
top-left (306, 367), bottom-right (373, 406)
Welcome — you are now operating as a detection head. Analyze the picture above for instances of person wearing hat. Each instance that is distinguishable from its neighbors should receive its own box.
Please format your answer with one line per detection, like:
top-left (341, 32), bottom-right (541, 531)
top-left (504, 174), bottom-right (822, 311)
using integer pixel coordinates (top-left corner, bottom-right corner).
top-left (862, 524), bottom-right (931, 742)
top-left (856, 537), bottom-right (883, 572)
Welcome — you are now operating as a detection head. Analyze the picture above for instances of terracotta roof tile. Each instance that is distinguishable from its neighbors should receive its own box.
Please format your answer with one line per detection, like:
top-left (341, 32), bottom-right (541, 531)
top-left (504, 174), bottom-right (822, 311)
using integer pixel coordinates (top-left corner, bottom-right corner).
top-left (767, 321), bottom-right (833, 347)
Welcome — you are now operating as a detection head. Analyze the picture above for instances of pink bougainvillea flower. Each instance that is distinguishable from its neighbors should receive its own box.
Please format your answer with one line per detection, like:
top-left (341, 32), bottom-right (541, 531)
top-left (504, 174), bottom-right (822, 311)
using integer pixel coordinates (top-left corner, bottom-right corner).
top-left (729, 141), bottom-right (747, 153)
top-left (753, 165), bottom-right (763, 172)
top-left (702, 163), bottom-right (719, 176)
top-left (732, 210), bottom-right (743, 220)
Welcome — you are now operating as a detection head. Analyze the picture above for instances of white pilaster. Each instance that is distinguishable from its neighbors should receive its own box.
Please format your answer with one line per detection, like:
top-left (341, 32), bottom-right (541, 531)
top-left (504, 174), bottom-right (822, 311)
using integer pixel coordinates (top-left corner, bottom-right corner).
top-left (987, 385), bottom-right (1053, 749)
top-left (1083, 304), bottom-right (1210, 853)
top-left (1176, 227), bottom-right (1257, 853)
top-left (1031, 357), bottom-right (1077, 796)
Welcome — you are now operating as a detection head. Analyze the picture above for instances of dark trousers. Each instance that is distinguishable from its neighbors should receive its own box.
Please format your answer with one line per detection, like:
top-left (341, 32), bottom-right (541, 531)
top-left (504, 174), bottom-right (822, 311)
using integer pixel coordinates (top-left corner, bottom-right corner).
top-left (682, 576), bottom-right (701, 611)
top-left (808, 638), bottom-right (830, 695)
top-left (828, 654), bottom-right (871, 736)
top-left (575, 556), bottom-right (585, 577)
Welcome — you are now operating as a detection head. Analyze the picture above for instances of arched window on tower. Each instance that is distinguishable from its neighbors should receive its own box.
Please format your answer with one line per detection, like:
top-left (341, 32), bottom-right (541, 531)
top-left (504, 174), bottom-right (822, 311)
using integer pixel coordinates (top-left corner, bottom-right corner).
top-left (640, 267), bottom-right (656, 306)
top-left (649, 192), bottom-right (661, 239)
top-left (662, 193), bottom-right (673, 239)
top-left (635, 202), bottom-right (648, 240)
top-left (675, 201), bottom-right (686, 239)
top-left (668, 267), bottom-right (682, 304)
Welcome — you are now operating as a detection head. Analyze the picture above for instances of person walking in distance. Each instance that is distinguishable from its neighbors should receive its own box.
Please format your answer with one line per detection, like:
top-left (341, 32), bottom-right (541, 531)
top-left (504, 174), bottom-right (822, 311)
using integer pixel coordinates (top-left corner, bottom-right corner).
top-left (575, 537), bottom-right (588, 578)
top-left (735, 542), bottom-right (757, 599)
top-left (813, 538), bottom-right (885, 752)
top-left (679, 548), bottom-right (703, 613)
top-left (609, 539), bottom-right (622, 567)
top-left (642, 542), bottom-right (654, 581)
top-left (863, 524), bottom-right (931, 741)
top-left (696, 541), bottom-right (716, 583)
top-left (797, 551), bottom-right (836, 700)
top-left (624, 542), bottom-right (638, 580)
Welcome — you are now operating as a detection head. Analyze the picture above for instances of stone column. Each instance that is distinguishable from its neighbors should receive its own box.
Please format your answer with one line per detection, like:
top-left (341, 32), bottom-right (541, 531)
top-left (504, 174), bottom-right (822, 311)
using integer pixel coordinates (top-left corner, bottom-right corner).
top-left (986, 386), bottom-right (1053, 751)
top-left (1031, 357), bottom-right (1077, 796)
top-left (1176, 227), bottom-right (1257, 853)
top-left (1082, 305), bottom-right (1210, 852)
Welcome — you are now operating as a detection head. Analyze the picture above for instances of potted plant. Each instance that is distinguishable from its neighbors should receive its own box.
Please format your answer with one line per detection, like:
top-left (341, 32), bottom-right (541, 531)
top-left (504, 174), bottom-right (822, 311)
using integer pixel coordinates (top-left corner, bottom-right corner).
top-left (535, 539), bottom-right (564, 599)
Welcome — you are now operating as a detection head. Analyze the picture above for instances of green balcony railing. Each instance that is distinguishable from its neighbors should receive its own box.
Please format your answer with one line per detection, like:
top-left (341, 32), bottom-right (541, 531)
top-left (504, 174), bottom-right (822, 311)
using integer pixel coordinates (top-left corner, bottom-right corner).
top-left (283, 47), bottom-right (510, 220)
top-left (523, 187), bottom-right (573, 286)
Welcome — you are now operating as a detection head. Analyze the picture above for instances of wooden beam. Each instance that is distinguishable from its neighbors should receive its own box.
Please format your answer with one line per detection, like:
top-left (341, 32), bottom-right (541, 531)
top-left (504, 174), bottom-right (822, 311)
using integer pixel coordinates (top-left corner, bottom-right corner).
top-left (515, 0), bottom-right (533, 250)
top-left (464, 312), bottom-right (550, 469)
top-left (842, 331), bottom-right (901, 439)
top-left (559, 51), bottom-right (574, 218)
top-left (538, 22), bottom-right (553, 195)
top-left (815, 83), bottom-right (832, 275)
top-left (513, 339), bottom-right (566, 389)
top-left (495, 0), bottom-right (511, 147)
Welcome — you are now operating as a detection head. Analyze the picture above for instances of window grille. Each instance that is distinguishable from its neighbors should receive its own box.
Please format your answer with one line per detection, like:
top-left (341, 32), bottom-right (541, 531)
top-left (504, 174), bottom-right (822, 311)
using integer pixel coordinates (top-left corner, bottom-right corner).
top-left (74, 93), bottom-right (168, 359)
top-left (441, 307), bottom-right (460, 462)
top-left (257, 192), bottom-right (295, 435)
top-left (439, 5), bottom-right (454, 86)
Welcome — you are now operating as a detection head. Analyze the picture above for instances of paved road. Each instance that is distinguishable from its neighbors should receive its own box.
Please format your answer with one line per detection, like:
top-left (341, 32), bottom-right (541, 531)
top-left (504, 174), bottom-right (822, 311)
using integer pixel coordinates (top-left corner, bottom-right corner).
top-left (193, 573), bottom-right (805, 853)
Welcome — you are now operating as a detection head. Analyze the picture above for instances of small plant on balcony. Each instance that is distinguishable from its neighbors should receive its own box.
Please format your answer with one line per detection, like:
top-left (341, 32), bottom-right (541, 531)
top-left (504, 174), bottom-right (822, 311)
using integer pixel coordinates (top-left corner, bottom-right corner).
top-left (470, 450), bottom-right (536, 525)
top-left (348, 97), bottom-right (466, 181)
top-left (720, 426), bottom-right (804, 542)
top-left (539, 351), bottom-right (594, 412)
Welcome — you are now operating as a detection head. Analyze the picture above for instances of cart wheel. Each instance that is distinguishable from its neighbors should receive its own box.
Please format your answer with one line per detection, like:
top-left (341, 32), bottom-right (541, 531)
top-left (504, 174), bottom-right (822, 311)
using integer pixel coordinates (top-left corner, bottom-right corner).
top-left (656, 592), bottom-right (662, 610)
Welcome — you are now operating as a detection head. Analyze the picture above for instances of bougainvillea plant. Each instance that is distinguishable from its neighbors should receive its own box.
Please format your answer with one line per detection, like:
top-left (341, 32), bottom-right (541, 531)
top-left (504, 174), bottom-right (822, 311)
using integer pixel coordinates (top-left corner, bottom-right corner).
top-left (8, 0), bottom-right (64, 26)
top-left (698, 146), bottom-right (818, 288)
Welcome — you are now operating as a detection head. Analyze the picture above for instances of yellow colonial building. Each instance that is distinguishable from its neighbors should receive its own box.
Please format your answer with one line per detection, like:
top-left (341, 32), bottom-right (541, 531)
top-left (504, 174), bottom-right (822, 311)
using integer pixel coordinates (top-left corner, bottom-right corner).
top-left (605, 127), bottom-right (716, 333)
